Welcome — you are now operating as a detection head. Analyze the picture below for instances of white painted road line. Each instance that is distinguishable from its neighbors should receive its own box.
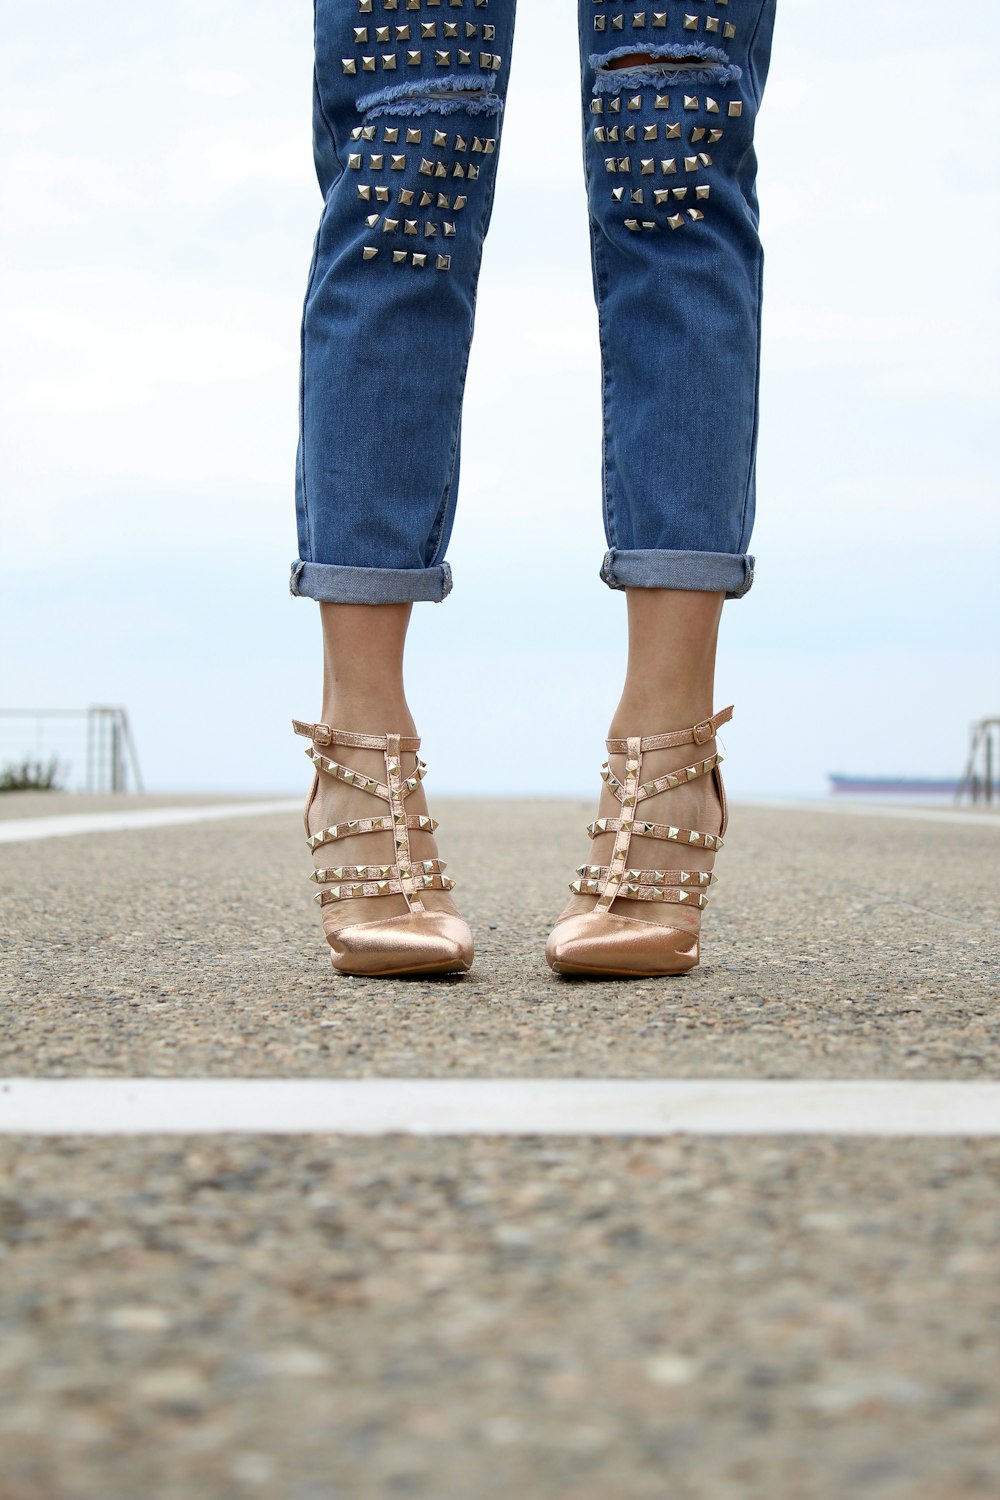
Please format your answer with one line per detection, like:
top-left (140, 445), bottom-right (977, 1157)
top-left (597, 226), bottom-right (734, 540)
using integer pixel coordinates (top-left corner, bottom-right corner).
top-left (0, 801), bottom-right (302, 844)
top-left (2, 1079), bottom-right (999, 1137)
top-left (741, 798), bottom-right (1000, 829)
top-left (1, 799), bottom-right (995, 845)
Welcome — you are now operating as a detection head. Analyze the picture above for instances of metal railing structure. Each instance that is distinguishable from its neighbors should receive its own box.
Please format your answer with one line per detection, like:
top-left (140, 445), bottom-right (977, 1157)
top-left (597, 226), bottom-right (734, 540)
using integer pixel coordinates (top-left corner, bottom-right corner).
top-left (0, 706), bottom-right (144, 794)
top-left (956, 717), bottom-right (1000, 806)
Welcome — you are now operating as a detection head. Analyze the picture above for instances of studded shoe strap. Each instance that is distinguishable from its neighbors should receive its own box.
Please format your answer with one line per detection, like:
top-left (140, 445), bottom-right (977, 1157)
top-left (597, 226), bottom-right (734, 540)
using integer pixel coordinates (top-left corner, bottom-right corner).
top-left (584, 716), bottom-right (729, 914)
top-left (292, 720), bottom-right (422, 754)
top-left (573, 865), bottom-right (715, 907)
top-left (307, 812), bottom-right (439, 852)
top-left (311, 856), bottom-right (455, 905)
top-left (384, 732), bottom-right (423, 914)
top-left (298, 719), bottom-right (448, 916)
top-left (602, 751), bottom-right (723, 804)
top-left (604, 705), bottom-right (733, 756)
top-left (593, 735), bottom-right (642, 914)
top-left (305, 745), bottom-right (427, 804)
top-left (587, 815), bottom-right (723, 852)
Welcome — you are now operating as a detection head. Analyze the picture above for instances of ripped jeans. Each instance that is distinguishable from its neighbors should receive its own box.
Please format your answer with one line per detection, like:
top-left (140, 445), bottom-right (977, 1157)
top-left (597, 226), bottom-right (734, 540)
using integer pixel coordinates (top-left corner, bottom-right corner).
top-left (291, 0), bottom-right (778, 605)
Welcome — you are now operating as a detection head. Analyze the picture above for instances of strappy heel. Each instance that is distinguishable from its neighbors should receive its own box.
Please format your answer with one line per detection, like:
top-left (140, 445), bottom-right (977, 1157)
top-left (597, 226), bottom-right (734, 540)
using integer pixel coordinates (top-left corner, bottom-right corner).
top-left (545, 706), bottom-right (733, 978)
top-left (293, 719), bottom-right (473, 977)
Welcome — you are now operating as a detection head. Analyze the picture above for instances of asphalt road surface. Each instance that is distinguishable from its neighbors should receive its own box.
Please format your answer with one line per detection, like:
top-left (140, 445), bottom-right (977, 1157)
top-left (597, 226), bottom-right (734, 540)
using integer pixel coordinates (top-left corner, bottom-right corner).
top-left (1, 794), bottom-right (998, 1500)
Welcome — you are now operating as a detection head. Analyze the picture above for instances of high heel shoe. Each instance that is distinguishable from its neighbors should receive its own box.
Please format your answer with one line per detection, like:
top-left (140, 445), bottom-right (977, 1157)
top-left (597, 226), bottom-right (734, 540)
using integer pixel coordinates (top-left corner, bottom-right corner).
top-left (545, 706), bottom-right (733, 978)
top-left (293, 719), bottom-right (474, 977)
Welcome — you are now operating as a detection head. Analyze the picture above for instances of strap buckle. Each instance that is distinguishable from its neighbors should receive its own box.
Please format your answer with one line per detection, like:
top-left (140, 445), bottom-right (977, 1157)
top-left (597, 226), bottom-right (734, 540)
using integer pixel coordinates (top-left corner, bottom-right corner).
top-left (310, 722), bottom-right (333, 747)
top-left (692, 718), bottom-right (715, 745)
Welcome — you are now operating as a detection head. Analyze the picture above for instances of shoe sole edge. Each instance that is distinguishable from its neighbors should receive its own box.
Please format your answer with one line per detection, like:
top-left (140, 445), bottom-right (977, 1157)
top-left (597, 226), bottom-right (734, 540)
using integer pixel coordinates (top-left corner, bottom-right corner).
top-left (331, 958), bottom-right (473, 978)
top-left (548, 958), bottom-right (696, 978)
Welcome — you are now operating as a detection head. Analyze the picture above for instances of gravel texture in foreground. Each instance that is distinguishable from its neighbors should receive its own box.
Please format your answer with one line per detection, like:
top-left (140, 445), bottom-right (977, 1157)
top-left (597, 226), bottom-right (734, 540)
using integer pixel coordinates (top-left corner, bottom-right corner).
top-left (2, 1134), bottom-right (998, 1500)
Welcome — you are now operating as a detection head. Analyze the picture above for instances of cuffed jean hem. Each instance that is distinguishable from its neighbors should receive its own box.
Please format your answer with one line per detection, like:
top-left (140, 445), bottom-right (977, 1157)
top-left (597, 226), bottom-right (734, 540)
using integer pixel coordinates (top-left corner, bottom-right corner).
top-left (600, 548), bottom-right (755, 601)
top-left (289, 559), bottom-right (453, 604)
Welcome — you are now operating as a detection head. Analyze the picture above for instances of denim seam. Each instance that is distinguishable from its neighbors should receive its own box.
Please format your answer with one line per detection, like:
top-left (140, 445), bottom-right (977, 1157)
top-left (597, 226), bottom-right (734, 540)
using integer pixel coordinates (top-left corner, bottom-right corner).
top-left (582, 22), bottom-right (619, 554)
top-left (297, 231), bottom-right (322, 564)
top-left (735, 0), bottom-right (771, 555)
top-left (313, 71), bottom-right (338, 170)
top-left (311, 1), bottom-right (338, 176)
top-left (427, 112), bottom-right (500, 568)
top-left (592, 229), bottom-right (618, 552)
top-left (736, 245), bottom-right (764, 556)
top-left (300, 2), bottom-right (339, 565)
top-left (745, 0), bottom-right (770, 104)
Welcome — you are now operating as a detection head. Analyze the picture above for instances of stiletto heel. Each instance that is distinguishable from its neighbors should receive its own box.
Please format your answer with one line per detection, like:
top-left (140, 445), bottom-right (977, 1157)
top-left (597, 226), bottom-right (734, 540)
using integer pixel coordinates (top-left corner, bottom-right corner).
top-left (545, 706), bottom-right (733, 978)
top-left (293, 719), bottom-right (473, 977)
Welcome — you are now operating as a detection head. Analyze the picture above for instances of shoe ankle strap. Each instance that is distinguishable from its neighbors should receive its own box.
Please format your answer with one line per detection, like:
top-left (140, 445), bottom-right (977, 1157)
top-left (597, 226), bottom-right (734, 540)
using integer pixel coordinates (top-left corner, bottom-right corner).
top-left (605, 704), bottom-right (733, 755)
top-left (292, 719), bottom-right (422, 753)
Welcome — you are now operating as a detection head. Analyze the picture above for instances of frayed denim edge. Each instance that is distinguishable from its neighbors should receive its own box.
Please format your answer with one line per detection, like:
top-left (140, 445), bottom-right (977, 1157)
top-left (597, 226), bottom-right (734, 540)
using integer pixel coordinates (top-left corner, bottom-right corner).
top-left (358, 73), bottom-right (502, 117)
top-left (590, 43), bottom-right (742, 91)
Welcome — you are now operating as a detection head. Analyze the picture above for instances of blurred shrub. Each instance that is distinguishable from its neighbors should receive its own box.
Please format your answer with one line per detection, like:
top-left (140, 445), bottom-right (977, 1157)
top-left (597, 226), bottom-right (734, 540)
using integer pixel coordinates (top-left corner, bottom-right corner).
top-left (0, 756), bottom-right (64, 792)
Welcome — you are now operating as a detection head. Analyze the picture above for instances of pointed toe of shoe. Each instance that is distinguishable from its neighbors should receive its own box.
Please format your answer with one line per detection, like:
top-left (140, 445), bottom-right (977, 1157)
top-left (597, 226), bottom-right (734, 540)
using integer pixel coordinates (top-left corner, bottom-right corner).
top-left (545, 910), bottom-right (699, 978)
top-left (327, 911), bottom-right (473, 977)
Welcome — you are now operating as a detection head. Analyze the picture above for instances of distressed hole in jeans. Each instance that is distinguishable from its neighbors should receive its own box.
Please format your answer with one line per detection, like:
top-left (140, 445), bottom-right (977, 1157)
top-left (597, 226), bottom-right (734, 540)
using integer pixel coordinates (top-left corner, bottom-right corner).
top-left (591, 43), bottom-right (741, 91)
top-left (358, 74), bottom-right (503, 119)
top-left (605, 52), bottom-right (706, 71)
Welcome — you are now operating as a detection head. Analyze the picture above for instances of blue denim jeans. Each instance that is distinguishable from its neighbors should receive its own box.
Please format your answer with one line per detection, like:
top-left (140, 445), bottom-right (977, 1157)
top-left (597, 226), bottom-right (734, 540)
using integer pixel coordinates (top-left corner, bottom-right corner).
top-left (292, 0), bottom-right (777, 605)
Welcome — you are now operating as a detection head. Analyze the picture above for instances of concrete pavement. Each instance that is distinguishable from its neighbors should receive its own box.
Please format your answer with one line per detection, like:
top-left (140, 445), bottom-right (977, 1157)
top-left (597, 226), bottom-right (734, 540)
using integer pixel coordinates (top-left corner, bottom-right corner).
top-left (1, 795), bottom-right (998, 1498)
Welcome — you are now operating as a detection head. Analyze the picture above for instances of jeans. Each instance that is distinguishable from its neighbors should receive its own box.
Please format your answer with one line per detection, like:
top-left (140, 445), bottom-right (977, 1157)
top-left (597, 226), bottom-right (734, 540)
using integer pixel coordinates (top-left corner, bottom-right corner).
top-left (292, 0), bottom-right (777, 606)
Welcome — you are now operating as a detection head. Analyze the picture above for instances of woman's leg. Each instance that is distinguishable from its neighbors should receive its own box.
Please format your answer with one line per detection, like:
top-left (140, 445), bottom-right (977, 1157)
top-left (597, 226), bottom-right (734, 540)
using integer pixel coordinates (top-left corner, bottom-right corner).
top-left (291, 1), bottom-right (519, 969)
top-left (548, 0), bottom-right (778, 973)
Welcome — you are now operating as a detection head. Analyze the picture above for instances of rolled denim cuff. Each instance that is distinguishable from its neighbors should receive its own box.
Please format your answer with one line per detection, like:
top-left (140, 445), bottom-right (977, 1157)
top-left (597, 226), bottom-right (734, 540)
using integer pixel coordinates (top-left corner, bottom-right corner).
top-left (290, 559), bottom-right (453, 604)
top-left (600, 548), bottom-right (754, 601)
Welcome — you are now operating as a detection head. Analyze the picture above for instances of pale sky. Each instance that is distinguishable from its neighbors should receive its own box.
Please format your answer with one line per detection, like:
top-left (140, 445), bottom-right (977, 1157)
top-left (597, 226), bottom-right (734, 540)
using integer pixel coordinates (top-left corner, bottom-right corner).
top-left (2, 1), bottom-right (998, 796)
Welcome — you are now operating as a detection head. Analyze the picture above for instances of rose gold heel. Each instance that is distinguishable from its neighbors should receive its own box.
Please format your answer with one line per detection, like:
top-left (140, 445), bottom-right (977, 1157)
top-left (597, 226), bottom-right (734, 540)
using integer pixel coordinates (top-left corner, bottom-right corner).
top-left (293, 719), bottom-right (473, 977)
top-left (545, 707), bottom-right (733, 978)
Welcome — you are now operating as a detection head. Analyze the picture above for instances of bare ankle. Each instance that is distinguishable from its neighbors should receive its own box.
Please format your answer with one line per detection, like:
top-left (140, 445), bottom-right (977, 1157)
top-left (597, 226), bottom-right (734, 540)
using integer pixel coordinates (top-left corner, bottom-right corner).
top-left (609, 693), bottom-right (715, 738)
top-left (320, 695), bottom-right (417, 737)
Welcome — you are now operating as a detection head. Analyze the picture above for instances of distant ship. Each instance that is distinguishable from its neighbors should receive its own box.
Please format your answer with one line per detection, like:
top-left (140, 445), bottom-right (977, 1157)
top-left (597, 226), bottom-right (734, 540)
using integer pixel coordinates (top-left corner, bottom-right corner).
top-left (828, 774), bottom-right (961, 796)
